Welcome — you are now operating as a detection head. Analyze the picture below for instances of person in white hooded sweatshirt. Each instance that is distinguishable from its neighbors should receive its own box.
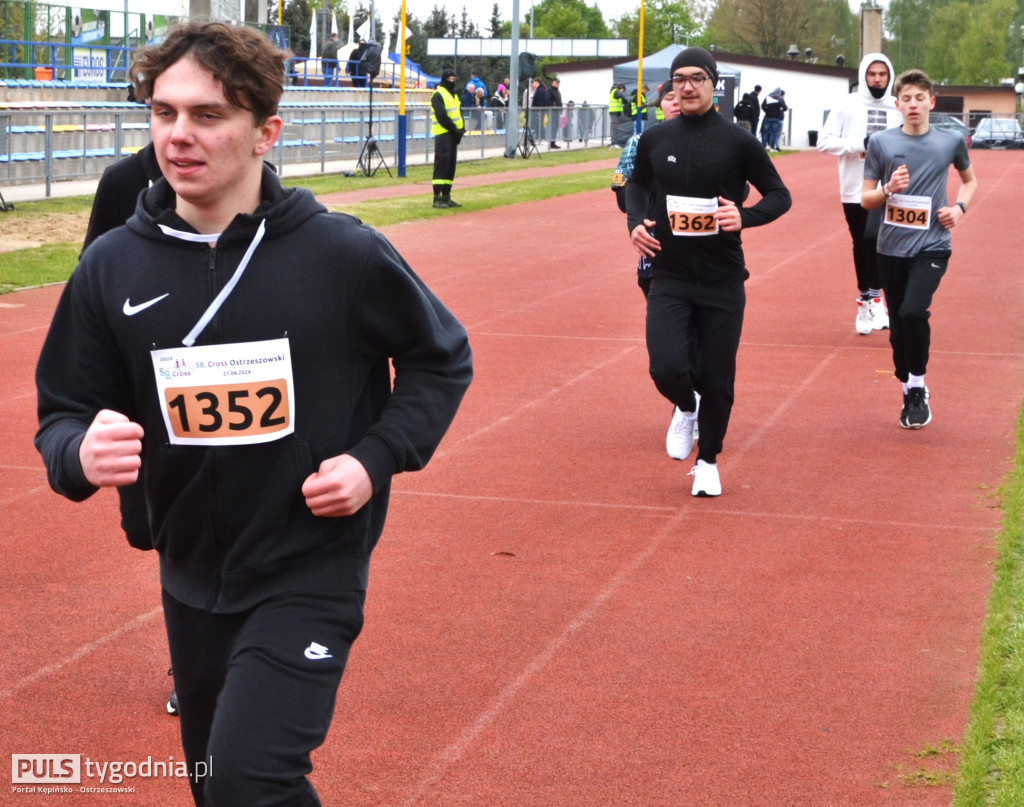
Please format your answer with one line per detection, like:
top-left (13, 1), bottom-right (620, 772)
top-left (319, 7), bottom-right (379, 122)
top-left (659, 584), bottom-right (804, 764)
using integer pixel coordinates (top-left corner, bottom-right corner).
top-left (818, 53), bottom-right (902, 335)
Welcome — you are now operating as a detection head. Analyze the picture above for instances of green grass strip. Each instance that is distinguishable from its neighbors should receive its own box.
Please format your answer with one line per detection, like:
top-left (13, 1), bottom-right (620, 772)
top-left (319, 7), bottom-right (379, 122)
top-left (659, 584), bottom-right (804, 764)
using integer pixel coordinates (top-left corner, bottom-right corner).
top-left (953, 407), bottom-right (1024, 806)
top-left (0, 242), bottom-right (81, 293)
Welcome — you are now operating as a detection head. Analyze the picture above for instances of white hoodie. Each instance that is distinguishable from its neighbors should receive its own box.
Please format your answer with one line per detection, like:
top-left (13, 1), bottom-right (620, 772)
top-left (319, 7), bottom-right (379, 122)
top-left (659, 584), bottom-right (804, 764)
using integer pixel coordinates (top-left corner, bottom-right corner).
top-left (817, 53), bottom-right (901, 203)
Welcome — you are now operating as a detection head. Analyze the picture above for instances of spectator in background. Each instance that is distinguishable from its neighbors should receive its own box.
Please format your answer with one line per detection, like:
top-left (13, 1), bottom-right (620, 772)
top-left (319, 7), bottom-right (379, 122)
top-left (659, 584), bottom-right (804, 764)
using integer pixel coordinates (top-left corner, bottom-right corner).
top-left (347, 38), bottom-right (367, 87)
top-left (529, 78), bottom-right (548, 145)
top-left (321, 32), bottom-right (338, 87)
top-left (760, 88), bottom-right (787, 151)
top-left (609, 82), bottom-right (630, 147)
top-left (547, 77), bottom-right (563, 148)
top-left (473, 86), bottom-right (487, 131)
top-left (460, 81), bottom-right (476, 112)
top-left (489, 83), bottom-right (509, 130)
top-left (467, 71), bottom-right (487, 98)
top-left (733, 84), bottom-right (761, 132)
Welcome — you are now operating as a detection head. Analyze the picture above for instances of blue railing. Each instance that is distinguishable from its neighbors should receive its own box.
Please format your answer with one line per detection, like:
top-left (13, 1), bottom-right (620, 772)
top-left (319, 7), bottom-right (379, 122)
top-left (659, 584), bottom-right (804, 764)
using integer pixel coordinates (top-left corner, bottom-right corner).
top-left (0, 101), bottom-right (612, 196)
top-left (1, 38), bottom-right (132, 83)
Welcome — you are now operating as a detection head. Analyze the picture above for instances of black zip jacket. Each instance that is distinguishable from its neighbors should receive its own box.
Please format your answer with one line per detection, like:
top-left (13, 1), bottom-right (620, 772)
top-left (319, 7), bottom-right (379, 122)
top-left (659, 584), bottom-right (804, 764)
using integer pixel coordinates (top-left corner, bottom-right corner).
top-left (36, 167), bottom-right (473, 612)
top-left (625, 109), bottom-right (791, 283)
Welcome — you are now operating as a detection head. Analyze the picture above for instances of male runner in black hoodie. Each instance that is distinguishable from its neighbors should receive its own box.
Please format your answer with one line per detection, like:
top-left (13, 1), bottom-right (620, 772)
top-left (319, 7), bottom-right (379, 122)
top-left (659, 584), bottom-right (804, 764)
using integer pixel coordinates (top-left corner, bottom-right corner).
top-left (36, 21), bottom-right (472, 806)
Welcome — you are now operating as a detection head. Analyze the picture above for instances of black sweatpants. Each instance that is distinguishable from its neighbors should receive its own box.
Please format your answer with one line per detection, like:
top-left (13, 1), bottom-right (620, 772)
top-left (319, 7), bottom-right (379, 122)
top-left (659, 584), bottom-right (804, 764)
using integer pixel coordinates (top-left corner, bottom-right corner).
top-left (877, 251), bottom-right (949, 382)
top-left (842, 202), bottom-right (883, 294)
top-left (163, 588), bottom-right (365, 807)
top-left (432, 132), bottom-right (459, 195)
top-left (646, 274), bottom-right (746, 464)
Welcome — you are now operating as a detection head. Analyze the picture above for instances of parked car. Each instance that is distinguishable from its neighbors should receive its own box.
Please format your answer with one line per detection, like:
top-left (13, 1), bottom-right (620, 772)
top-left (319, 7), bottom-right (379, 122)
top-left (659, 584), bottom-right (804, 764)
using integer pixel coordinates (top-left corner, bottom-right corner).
top-left (929, 112), bottom-right (972, 148)
top-left (971, 117), bottom-right (1024, 149)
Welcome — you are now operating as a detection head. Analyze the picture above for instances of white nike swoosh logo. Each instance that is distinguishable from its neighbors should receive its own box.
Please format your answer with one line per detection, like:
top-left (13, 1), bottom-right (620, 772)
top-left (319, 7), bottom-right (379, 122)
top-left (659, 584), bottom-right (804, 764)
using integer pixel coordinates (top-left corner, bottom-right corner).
top-left (123, 293), bottom-right (169, 316)
top-left (304, 642), bottom-right (333, 660)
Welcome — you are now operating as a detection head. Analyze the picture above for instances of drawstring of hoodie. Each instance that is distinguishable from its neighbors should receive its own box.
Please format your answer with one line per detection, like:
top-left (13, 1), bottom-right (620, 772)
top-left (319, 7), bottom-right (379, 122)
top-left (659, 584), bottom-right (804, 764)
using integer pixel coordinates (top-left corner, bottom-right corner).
top-left (157, 219), bottom-right (267, 347)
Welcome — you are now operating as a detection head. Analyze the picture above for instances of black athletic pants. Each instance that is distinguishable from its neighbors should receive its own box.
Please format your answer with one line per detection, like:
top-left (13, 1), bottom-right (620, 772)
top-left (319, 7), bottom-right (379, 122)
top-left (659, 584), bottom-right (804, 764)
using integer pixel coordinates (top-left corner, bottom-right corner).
top-left (163, 588), bottom-right (365, 807)
top-left (432, 132), bottom-right (458, 196)
top-left (877, 251), bottom-right (949, 382)
top-left (842, 202), bottom-right (883, 295)
top-left (646, 274), bottom-right (745, 464)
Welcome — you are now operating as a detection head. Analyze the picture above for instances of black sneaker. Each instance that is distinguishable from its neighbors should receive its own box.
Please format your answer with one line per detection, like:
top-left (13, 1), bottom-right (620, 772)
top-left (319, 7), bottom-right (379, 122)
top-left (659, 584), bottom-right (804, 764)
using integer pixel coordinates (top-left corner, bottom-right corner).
top-left (432, 198), bottom-right (448, 209)
top-left (900, 391), bottom-right (910, 427)
top-left (902, 387), bottom-right (931, 429)
top-left (444, 197), bottom-right (462, 208)
top-left (167, 690), bottom-right (179, 715)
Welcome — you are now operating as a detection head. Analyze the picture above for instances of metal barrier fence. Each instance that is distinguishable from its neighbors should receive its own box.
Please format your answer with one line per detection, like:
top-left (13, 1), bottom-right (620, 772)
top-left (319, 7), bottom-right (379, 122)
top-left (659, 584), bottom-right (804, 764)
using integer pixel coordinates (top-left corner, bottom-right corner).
top-left (0, 102), bottom-right (613, 196)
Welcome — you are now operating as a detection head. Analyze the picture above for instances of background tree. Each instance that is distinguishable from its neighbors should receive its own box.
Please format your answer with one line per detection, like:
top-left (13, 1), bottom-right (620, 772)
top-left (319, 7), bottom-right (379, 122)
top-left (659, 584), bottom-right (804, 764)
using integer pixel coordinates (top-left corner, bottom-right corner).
top-left (418, 6), bottom-right (456, 79)
top-left (703, 0), bottom-right (858, 60)
top-left (885, 0), bottom-right (936, 73)
top-left (887, 0), bottom-right (1016, 82)
top-left (517, 0), bottom-right (610, 77)
top-left (521, 0), bottom-right (610, 38)
top-left (804, 0), bottom-right (860, 67)
top-left (271, 0), bottom-right (313, 57)
top-left (612, 0), bottom-right (700, 55)
top-left (922, 0), bottom-right (1014, 84)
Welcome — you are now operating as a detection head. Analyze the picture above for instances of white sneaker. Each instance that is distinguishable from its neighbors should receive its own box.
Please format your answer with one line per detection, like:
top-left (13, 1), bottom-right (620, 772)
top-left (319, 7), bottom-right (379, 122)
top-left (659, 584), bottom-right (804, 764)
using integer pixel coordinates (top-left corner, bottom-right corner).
top-left (855, 298), bottom-right (873, 335)
top-left (666, 396), bottom-right (699, 460)
top-left (689, 459), bottom-right (721, 497)
top-left (869, 297), bottom-right (889, 330)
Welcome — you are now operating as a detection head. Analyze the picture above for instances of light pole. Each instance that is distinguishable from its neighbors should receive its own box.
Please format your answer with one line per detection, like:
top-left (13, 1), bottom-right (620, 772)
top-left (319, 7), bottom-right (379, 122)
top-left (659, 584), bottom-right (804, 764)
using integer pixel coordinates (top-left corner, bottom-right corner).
top-left (1018, 25), bottom-right (1024, 122)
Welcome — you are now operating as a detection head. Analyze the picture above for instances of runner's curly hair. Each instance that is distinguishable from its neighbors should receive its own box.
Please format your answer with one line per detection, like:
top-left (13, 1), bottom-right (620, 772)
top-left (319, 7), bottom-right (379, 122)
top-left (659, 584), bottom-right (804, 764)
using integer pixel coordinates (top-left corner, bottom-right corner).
top-left (131, 21), bottom-right (286, 124)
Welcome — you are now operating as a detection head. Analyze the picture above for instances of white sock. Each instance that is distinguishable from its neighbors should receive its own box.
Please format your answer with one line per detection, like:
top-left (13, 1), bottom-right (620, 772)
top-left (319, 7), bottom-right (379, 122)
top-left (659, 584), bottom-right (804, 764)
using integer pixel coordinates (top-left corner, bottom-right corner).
top-left (908, 374), bottom-right (925, 389)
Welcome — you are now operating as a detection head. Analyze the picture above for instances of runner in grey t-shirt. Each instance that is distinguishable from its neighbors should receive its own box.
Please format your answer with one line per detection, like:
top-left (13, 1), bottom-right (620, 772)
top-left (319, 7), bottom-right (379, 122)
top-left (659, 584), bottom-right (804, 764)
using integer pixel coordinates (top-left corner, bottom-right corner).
top-left (865, 126), bottom-right (970, 257)
top-left (861, 69), bottom-right (977, 430)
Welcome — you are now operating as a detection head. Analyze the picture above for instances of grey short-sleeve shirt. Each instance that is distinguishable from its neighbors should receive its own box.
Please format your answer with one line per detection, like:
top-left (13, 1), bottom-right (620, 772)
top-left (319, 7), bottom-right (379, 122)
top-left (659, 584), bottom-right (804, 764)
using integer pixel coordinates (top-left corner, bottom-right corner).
top-left (864, 126), bottom-right (970, 257)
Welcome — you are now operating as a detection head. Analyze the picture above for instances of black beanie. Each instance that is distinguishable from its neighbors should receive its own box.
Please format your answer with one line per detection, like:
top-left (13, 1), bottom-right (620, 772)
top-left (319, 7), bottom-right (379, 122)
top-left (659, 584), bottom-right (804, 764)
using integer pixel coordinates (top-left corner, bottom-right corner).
top-left (669, 47), bottom-right (718, 85)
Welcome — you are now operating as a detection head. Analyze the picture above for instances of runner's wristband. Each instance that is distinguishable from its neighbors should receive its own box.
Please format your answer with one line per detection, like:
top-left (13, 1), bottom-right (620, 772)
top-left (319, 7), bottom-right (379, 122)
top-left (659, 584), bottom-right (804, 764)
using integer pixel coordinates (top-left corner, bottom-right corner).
top-left (955, 201), bottom-right (967, 214)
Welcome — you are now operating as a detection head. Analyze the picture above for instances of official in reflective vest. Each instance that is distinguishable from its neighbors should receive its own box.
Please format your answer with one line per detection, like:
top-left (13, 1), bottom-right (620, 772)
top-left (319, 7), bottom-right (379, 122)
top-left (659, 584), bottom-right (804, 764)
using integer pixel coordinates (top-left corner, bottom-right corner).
top-left (431, 68), bottom-right (466, 208)
top-left (630, 86), bottom-right (648, 119)
top-left (609, 85), bottom-right (625, 117)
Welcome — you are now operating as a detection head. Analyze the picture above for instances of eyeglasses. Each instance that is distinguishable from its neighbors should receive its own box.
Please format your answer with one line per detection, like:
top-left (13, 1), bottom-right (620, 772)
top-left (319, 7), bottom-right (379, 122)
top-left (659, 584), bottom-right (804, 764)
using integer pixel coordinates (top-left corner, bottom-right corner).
top-left (671, 73), bottom-right (710, 88)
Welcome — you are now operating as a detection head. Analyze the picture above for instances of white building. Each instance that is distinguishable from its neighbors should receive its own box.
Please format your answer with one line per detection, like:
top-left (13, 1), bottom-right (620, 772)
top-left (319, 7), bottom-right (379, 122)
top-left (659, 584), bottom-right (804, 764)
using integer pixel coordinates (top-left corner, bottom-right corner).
top-left (548, 49), bottom-right (857, 149)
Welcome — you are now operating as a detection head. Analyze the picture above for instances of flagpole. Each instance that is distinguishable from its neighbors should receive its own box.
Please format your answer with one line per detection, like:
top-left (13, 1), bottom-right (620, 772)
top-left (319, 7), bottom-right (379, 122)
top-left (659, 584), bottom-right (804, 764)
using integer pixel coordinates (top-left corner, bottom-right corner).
top-left (397, 0), bottom-right (407, 176)
top-left (636, 0), bottom-right (645, 134)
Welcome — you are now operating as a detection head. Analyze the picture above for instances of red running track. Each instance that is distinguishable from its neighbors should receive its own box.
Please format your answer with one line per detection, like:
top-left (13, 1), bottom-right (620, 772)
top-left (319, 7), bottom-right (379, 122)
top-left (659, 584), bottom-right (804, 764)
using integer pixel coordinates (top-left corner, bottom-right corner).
top-left (2, 149), bottom-right (1022, 806)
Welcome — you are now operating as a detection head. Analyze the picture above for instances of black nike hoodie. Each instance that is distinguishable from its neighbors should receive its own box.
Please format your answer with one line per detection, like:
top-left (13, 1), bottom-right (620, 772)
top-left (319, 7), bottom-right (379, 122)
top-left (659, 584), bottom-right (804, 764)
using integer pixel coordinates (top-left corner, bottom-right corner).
top-left (36, 166), bottom-right (472, 612)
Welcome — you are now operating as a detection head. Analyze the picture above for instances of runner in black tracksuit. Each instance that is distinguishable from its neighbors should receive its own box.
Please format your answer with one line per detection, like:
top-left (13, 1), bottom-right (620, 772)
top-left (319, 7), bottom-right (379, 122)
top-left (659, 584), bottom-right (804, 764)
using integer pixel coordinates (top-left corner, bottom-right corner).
top-left (625, 47), bottom-right (791, 497)
top-left (35, 26), bottom-right (472, 807)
